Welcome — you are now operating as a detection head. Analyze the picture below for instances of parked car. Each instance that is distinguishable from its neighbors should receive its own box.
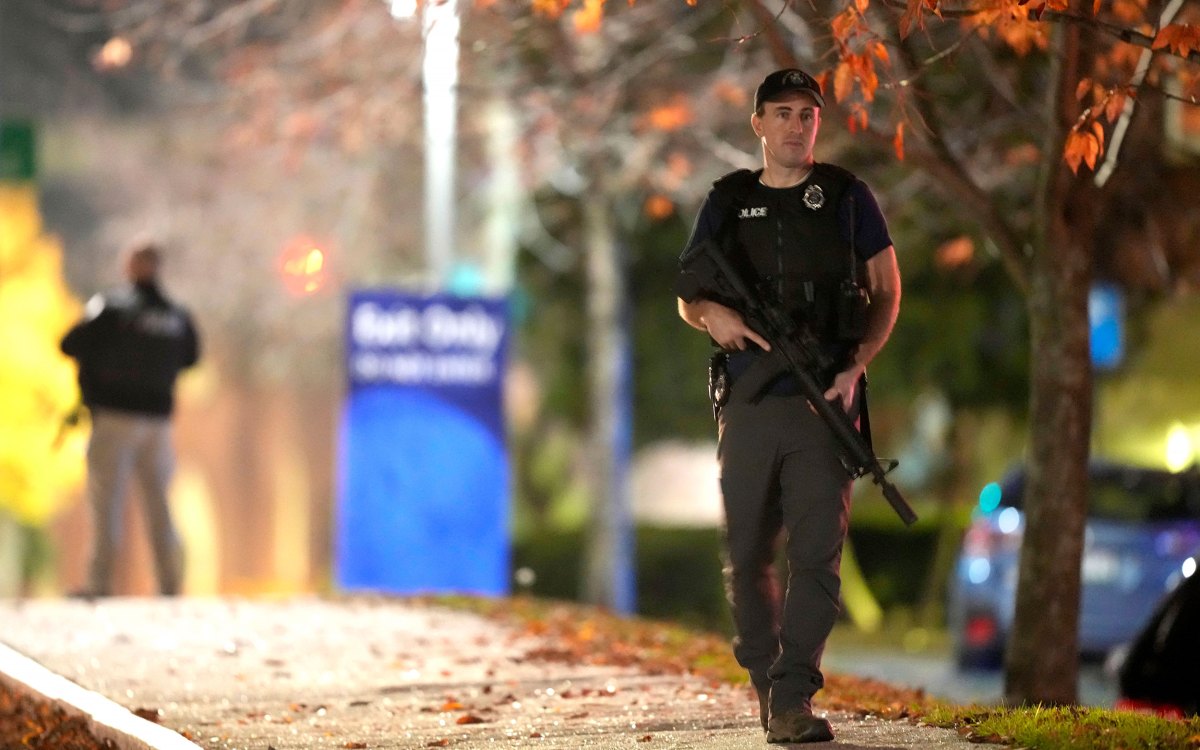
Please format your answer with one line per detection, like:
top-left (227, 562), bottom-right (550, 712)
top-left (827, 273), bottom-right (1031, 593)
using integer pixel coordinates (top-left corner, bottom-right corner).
top-left (948, 462), bottom-right (1200, 669)
top-left (1114, 547), bottom-right (1200, 717)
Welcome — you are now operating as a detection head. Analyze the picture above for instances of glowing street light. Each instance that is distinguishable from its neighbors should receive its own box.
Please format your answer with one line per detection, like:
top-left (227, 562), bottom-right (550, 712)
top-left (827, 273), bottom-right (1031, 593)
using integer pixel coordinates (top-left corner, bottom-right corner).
top-left (93, 37), bottom-right (133, 71)
top-left (385, 0), bottom-right (461, 288)
top-left (388, 0), bottom-right (417, 19)
top-left (1165, 423), bottom-right (1194, 473)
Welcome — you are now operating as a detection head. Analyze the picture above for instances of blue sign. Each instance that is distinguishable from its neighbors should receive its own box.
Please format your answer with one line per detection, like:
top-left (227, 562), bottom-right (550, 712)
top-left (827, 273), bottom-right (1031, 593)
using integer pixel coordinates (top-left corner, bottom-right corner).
top-left (336, 291), bottom-right (510, 595)
top-left (1089, 283), bottom-right (1124, 371)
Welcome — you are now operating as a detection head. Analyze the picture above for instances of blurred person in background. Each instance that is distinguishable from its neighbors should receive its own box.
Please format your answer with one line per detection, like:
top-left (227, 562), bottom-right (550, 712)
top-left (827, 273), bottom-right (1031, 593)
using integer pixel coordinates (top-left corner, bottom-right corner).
top-left (61, 239), bottom-right (200, 597)
top-left (676, 69), bottom-right (902, 744)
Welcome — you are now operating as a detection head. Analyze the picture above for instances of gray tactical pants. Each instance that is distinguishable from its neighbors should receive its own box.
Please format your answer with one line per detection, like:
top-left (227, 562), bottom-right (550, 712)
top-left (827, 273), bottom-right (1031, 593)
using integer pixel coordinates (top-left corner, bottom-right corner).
top-left (716, 382), bottom-right (855, 714)
top-left (85, 408), bottom-right (182, 596)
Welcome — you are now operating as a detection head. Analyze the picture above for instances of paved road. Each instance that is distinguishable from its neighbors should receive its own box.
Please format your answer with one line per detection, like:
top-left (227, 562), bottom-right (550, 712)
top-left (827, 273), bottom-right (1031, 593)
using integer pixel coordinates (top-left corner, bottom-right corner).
top-left (823, 644), bottom-right (1120, 708)
top-left (0, 597), bottom-right (1010, 750)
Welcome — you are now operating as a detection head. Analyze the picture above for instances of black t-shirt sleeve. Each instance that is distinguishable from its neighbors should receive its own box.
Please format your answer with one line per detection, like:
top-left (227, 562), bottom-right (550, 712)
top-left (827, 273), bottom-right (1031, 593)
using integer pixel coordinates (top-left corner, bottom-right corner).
top-left (839, 179), bottom-right (893, 261)
top-left (60, 299), bottom-right (114, 361)
top-left (675, 192), bottom-right (724, 301)
top-left (681, 192), bottom-right (723, 259)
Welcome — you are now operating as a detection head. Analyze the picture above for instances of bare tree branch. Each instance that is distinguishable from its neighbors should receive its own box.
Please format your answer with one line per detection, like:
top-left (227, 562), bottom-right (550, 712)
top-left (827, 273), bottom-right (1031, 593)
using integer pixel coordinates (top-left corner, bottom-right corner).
top-left (746, 0), bottom-right (802, 67)
top-left (894, 33), bottom-right (1032, 290)
top-left (179, 0), bottom-right (282, 51)
top-left (16, 0), bottom-right (158, 34)
top-left (711, 0), bottom-right (798, 50)
top-left (901, 18), bottom-right (1053, 286)
top-left (693, 130), bottom-right (760, 173)
top-left (877, 0), bottom-right (1200, 65)
top-left (1044, 8), bottom-right (1200, 65)
top-left (1096, 0), bottom-right (1187, 186)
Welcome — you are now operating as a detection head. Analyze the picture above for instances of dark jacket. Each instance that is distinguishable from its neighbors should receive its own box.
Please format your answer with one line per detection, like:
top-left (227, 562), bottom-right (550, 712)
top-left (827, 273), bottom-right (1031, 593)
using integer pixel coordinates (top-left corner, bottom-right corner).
top-left (60, 282), bottom-right (200, 417)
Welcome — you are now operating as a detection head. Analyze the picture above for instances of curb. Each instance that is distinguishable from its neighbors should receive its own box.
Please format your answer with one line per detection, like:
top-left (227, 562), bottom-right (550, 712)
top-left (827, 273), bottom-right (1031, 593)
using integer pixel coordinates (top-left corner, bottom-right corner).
top-left (0, 641), bottom-right (201, 750)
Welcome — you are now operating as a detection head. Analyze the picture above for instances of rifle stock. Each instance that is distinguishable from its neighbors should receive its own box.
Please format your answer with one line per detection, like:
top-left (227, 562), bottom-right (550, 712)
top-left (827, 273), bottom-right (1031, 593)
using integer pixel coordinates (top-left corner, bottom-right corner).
top-left (684, 238), bottom-right (917, 527)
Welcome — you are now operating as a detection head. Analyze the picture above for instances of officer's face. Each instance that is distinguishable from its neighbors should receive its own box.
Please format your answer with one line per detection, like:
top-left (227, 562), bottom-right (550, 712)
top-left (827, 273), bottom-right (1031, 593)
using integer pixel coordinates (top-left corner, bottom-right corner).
top-left (751, 91), bottom-right (821, 170)
top-left (126, 249), bottom-right (160, 284)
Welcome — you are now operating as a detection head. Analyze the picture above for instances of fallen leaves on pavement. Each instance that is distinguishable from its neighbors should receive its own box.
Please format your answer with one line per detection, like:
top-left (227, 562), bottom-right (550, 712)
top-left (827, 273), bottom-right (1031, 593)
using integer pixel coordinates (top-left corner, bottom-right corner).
top-left (0, 595), bottom-right (945, 749)
top-left (428, 594), bottom-right (940, 720)
top-left (0, 681), bottom-right (116, 750)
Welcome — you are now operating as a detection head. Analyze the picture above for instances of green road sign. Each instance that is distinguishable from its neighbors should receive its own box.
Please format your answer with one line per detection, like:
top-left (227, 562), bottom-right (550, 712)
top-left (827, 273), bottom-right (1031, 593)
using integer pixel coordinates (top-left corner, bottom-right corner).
top-left (0, 121), bottom-right (36, 181)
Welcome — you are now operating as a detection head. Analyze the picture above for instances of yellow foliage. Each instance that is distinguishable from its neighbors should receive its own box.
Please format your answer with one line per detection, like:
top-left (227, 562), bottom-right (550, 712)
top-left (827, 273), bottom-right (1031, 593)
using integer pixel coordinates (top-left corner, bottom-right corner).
top-left (572, 0), bottom-right (604, 34)
top-left (0, 182), bottom-right (85, 526)
top-left (0, 185), bottom-right (42, 267)
top-left (531, 0), bottom-right (569, 19)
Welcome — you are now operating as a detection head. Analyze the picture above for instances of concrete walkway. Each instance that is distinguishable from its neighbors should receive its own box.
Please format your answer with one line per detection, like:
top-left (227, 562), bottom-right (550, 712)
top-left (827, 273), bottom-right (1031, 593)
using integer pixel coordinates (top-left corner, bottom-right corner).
top-left (0, 597), bottom-right (1009, 750)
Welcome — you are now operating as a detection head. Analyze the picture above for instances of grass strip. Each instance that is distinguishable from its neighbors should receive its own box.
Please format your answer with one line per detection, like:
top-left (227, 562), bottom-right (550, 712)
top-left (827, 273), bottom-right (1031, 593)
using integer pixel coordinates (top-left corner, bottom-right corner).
top-left (923, 704), bottom-right (1200, 749)
top-left (423, 594), bottom-right (1200, 750)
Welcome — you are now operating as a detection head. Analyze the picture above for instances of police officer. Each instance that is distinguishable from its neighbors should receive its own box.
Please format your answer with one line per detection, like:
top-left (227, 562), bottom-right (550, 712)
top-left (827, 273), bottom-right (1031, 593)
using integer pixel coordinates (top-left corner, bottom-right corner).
top-left (61, 240), bottom-right (201, 597)
top-left (677, 69), bottom-right (901, 743)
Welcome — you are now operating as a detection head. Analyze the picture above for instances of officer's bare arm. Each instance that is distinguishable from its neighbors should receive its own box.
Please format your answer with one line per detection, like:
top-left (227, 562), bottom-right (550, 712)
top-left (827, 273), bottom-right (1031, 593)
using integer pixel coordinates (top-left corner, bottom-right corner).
top-left (850, 246), bottom-right (901, 371)
top-left (821, 246), bottom-right (900, 408)
top-left (678, 298), bottom-right (771, 352)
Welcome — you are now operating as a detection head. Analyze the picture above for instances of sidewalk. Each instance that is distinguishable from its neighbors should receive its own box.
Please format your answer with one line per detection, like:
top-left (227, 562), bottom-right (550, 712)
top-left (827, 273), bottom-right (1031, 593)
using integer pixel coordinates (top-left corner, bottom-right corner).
top-left (0, 597), bottom-right (1009, 749)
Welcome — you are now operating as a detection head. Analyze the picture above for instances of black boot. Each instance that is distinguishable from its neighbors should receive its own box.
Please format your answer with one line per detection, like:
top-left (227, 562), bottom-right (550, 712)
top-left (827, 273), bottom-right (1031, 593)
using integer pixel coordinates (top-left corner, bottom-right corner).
top-left (765, 700), bottom-right (833, 744)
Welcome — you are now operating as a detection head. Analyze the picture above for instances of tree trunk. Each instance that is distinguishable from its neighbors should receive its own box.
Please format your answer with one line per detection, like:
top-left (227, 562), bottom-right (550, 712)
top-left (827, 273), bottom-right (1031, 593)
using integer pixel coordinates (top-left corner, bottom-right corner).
top-left (918, 411), bottom-right (976, 627)
top-left (1004, 192), bottom-right (1095, 706)
top-left (581, 182), bottom-right (636, 612)
top-left (1004, 5), bottom-right (1097, 704)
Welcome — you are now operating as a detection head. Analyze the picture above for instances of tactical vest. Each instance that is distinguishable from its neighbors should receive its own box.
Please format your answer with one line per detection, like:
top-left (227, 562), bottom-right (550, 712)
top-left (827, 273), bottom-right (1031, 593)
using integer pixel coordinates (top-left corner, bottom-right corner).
top-left (708, 162), bottom-right (861, 348)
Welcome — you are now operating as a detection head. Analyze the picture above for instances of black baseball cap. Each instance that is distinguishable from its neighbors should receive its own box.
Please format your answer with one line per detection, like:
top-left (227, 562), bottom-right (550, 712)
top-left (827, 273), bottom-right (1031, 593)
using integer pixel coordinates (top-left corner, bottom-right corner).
top-left (754, 68), bottom-right (825, 111)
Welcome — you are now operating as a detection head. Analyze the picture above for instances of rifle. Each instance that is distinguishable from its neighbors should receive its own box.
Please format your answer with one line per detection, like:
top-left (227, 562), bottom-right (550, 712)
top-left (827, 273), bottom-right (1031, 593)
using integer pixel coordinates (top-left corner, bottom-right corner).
top-left (679, 238), bottom-right (917, 527)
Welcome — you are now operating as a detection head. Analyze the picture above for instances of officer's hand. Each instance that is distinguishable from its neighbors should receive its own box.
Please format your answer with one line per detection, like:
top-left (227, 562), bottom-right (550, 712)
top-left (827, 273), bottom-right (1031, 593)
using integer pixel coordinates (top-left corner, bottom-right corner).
top-left (699, 302), bottom-right (771, 352)
top-left (823, 368), bottom-right (862, 412)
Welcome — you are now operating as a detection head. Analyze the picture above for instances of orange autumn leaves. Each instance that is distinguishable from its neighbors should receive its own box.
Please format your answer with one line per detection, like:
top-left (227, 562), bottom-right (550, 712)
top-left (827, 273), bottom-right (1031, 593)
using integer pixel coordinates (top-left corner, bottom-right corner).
top-left (829, 0), bottom-right (905, 156)
top-left (838, 0), bottom-right (1199, 173)
top-left (528, 0), bottom-right (614, 34)
top-left (1154, 22), bottom-right (1200, 57)
top-left (1062, 19), bottom-right (1200, 173)
top-left (1065, 78), bottom-right (1127, 173)
top-left (522, 0), bottom-right (1197, 175)
top-left (1063, 19), bottom-right (1198, 174)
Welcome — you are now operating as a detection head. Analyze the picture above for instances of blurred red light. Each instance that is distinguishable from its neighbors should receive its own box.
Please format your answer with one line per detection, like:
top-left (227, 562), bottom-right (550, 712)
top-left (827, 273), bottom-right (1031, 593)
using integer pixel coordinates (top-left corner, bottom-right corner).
top-left (279, 236), bottom-right (329, 296)
top-left (964, 615), bottom-right (998, 647)
top-left (963, 526), bottom-right (994, 556)
top-left (1114, 698), bottom-right (1186, 720)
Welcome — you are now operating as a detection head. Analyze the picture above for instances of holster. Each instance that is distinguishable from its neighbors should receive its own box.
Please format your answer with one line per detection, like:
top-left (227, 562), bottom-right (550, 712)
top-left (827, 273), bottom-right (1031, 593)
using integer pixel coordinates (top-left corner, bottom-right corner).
top-left (707, 351), bottom-right (730, 420)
